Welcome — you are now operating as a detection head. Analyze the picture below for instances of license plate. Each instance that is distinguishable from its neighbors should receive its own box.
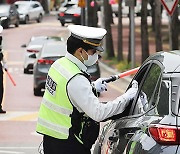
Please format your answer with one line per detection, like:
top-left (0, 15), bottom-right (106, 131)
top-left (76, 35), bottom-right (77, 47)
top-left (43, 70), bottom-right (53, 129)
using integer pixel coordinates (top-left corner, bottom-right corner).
top-left (65, 19), bottom-right (72, 22)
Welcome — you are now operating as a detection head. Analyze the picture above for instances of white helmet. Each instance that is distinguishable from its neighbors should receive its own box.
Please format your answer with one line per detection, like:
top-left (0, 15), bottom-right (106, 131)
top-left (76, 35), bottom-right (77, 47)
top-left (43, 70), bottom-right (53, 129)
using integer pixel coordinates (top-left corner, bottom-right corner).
top-left (0, 25), bottom-right (3, 34)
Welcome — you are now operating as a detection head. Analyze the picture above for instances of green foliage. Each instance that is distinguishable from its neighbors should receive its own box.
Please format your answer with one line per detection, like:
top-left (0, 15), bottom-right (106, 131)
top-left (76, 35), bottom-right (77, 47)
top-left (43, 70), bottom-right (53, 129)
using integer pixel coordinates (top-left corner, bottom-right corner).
top-left (116, 60), bottom-right (131, 71)
top-left (102, 55), bottom-right (140, 72)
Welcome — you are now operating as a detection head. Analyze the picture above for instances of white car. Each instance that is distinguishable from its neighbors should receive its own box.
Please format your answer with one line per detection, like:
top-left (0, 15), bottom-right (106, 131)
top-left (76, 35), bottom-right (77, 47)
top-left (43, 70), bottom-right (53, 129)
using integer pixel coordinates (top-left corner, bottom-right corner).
top-left (23, 36), bottom-right (64, 74)
top-left (14, 1), bottom-right (44, 24)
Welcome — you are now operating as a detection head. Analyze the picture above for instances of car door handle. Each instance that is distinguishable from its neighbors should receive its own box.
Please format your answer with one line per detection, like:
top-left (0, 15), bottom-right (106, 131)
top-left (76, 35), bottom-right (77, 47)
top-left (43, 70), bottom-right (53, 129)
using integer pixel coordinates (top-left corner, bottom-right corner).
top-left (125, 133), bottom-right (135, 139)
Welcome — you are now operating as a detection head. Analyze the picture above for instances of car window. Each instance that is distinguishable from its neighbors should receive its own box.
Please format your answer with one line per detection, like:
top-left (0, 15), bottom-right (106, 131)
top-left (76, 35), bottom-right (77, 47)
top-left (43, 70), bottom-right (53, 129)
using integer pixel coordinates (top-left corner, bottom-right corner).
top-left (133, 63), bottom-right (162, 115)
top-left (155, 80), bottom-right (170, 116)
top-left (33, 4), bottom-right (40, 8)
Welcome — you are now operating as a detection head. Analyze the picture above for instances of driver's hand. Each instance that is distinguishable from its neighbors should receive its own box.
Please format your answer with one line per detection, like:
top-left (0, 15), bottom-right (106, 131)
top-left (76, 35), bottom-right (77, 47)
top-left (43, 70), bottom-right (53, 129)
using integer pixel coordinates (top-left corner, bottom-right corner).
top-left (123, 80), bottom-right (138, 101)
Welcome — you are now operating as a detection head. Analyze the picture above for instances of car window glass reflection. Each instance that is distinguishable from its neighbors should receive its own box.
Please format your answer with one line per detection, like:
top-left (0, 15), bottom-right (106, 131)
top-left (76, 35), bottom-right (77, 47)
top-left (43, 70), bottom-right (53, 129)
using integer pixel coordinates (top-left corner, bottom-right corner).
top-left (133, 64), bottom-right (161, 114)
top-left (152, 80), bottom-right (170, 116)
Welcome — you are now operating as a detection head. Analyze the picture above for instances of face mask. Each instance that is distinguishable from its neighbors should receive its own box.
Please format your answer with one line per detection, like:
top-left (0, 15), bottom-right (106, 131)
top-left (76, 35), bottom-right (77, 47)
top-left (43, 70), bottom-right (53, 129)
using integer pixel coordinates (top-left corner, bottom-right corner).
top-left (81, 51), bottom-right (98, 66)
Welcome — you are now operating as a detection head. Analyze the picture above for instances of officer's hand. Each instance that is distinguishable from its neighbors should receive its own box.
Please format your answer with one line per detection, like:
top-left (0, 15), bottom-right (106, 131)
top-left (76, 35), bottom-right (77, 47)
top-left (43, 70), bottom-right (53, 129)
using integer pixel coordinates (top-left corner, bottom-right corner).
top-left (0, 52), bottom-right (3, 61)
top-left (93, 78), bottom-right (107, 93)
top-left (123, 80), bottom-right (138, 101)
top-left (3, 63), bottom-right (7, 71)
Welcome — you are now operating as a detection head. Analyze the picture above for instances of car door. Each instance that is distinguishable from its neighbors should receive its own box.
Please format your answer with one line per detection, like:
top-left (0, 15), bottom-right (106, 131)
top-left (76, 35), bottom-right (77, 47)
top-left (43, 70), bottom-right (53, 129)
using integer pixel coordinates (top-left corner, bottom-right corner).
top-left (31, 3), bottom-right (40, 19)
top-left (101, 60), bottom-right (163, 154)
top-left (28, 3), bottom-right (36, 20)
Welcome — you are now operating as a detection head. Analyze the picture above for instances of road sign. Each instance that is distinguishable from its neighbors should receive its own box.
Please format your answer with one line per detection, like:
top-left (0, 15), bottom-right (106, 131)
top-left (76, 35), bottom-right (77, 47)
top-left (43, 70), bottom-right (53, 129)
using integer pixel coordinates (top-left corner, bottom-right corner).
top-left (78, 0), bottom-right (86, 8)
top-left (160, 0), bottom-right (179, 16)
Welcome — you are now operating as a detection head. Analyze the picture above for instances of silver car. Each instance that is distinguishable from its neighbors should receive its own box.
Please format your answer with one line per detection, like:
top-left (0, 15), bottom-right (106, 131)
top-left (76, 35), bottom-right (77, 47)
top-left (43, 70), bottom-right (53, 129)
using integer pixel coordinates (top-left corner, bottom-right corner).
top-left (33, 41), bottom-right (101, 96)
top-left (33, 41), bottom-right (67, 96)
top-left (23, 36), bottom-right (64, 74)
top-left (14, 1), bottom-right (44, 24)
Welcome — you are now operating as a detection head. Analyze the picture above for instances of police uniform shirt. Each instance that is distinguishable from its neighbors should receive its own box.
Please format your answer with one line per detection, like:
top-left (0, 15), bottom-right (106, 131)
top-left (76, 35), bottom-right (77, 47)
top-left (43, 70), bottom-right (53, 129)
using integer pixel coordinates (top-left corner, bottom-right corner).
top-left (66, 52), bottom-right (129, 122)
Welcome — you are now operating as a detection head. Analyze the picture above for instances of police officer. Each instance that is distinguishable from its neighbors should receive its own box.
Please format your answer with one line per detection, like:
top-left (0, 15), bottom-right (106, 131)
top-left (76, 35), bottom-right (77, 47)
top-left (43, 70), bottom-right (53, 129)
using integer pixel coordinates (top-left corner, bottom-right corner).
top-left (36, 25), bottom-right (138, 154)
top-left (0, 25), bottom-right (6, 114)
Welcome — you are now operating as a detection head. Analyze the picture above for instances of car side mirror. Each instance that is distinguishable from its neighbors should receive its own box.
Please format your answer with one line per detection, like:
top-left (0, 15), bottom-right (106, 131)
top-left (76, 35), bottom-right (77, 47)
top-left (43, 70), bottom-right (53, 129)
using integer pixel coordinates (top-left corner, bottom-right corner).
top-left (29, 54), bottom-right (36, 58)
top-left (21, 44), bottom-right (27, 48)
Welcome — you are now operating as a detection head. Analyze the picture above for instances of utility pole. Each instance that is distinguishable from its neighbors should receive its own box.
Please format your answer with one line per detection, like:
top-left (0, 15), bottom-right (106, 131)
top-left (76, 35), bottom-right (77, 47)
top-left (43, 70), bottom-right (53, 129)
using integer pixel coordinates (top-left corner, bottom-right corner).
top-left (125, 0), bottom-right (136, 68)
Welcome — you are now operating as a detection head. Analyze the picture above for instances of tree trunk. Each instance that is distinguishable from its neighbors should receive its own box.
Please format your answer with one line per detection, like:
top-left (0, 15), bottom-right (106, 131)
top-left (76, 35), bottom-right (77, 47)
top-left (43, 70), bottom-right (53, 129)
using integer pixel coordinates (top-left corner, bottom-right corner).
top-left (87, 0), bottom-right (98, 27)
top-left (117, 0), bottom-right (123, 61)
top-left (108, 1), bottom-right (114, 24)
top-left (149, 0), bottom-right (155, 31)
top-left (170, 7), bottom-right (179, 50)
top-left (154, 0), bottom-right (162, 52)
top-left (141, 0), bottom-right (149, 63)
top-left (41, 0), bottom-right (49, 14)
top-left (103, 0), bottom-right (114, 58)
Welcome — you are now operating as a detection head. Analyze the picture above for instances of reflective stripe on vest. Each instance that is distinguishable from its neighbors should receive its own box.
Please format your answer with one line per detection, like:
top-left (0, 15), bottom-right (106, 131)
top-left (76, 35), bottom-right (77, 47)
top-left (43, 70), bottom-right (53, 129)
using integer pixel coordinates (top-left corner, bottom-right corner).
top-left (36, 57), bottom-right (82, 139)
top-left (38, 117), bottom-right (69, 135)
top-left (41, 98), bottom-right (72, 116)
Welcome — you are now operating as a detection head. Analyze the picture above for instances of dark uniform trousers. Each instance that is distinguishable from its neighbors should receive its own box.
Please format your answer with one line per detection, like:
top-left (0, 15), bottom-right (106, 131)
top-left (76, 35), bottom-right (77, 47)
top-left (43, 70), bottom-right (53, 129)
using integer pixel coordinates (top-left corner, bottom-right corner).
top-left (43, 134), bottom-right (91, 154)
top-left (0, 63), bottom-right (3, 109)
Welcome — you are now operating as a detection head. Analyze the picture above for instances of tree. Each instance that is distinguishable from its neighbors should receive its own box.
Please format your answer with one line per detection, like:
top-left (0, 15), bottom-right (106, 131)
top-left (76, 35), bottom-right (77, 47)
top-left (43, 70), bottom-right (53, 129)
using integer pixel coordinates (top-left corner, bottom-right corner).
top-left (103, 0), bottom-right (115, 58)
top-left (86, 0), bottom-right (98, 27)
top-left (117, 0), bottom-right (123, 61)
top-left (149, 0), bottom-right (155, 31)
top-left (170, 6), bottom-right (179, 50)
top-left (154, 0), bottom-right (162, 52)
top-left (141, 0), bottom-right (149, 63)
top-left (40, 0), bottom-right (49, 14)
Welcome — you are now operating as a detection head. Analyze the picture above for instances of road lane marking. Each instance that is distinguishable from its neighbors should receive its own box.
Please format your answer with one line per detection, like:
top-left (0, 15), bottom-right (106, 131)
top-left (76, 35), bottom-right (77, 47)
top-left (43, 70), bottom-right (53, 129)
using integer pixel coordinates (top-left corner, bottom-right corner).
top-left (7, 61), bottom-right (23, 65)
top-left (0, 150), bottom-right (24, 154)
top-left (108, 84), bottom-right (124, 94)
top-left (0, 147), bottom-right (37, 149)
top-left (0, 111), bottom-right (38, 121)
top-left (9, 112), bottom-right (38, 121)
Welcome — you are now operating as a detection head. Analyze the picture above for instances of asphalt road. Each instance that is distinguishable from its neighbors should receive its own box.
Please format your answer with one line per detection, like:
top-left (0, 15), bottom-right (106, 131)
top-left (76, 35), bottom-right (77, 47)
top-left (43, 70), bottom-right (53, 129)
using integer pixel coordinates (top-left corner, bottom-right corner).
top-left (0, 15), bottom-right (130, 154)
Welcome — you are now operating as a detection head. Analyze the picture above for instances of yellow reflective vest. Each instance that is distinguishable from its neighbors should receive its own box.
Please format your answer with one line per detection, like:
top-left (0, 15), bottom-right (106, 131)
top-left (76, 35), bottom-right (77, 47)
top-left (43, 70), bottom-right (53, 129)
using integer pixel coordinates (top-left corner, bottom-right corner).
top-left (36, 57), bottom-right (82, 139)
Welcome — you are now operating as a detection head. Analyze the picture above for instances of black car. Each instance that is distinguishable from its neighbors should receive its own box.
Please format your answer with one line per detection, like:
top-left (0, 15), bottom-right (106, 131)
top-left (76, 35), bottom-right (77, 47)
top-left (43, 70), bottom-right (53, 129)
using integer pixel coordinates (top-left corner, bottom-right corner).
top-left (93, 50), bottom-right (180, 154)
top-left (57, 3), bottom-right (81, 26)
top-left (0, 4), bottom-right (19, 28)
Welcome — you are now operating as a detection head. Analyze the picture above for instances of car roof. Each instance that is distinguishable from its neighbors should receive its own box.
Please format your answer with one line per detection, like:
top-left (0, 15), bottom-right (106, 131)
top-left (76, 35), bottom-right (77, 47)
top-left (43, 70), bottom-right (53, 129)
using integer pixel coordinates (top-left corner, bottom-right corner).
top-left (40, 42), bottom-right (67, 58)
top-left (28, 36), bottom-right (64, 47)
top-left (0, 4), bottom-right (11, 8)
top-left (144, 50), bottom-right (180, 73)
top-left (15, 1), bottom-right (39, 4)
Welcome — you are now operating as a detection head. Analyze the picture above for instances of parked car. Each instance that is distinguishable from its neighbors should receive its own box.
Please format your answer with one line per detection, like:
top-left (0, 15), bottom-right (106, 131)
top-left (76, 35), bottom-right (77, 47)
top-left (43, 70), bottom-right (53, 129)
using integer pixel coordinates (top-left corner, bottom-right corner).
top-left (57, 2), bottom-right (81, 26)
top-left (33, 41), bottom-right (67, 96)
top-left (14, 1), bottom-right (44, 24)
top-left (0, 4), bottom-right (19, 28)
top-left (93, 50), bottom-right (180, 154)
top-left (33, 41), bottom-right (101, 96)
top-left (23, 36), bottom-right (64, 74)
